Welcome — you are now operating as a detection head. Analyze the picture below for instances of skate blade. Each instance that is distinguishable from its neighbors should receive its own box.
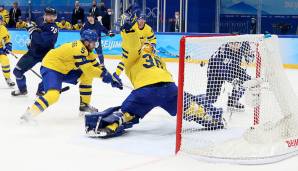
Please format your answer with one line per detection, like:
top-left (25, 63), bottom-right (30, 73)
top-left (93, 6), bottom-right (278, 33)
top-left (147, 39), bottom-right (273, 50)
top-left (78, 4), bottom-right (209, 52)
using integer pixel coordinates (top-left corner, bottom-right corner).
top-left (86, 130), bottom-right (101, 138)
top-left (11, 91), bottom-right (29, 97)
top-left (97, 129), bottom-right (109, 137)
top-left (86, 129), bottom-right (109, 138)
top-left (19, 117), bottom-right (38, 126)
top-left (227, 107), bottom-right (245, 113)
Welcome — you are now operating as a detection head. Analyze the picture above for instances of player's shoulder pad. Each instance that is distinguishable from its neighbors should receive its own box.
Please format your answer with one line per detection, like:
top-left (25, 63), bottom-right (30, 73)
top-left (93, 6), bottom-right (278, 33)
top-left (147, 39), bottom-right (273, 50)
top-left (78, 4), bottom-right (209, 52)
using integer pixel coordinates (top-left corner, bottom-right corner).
top-left (87, 52), bottom-right (98, 60)
top-left (40, 22), bottom-right (59, 33)
top-left (0, 25), bottom-right (9, 32)
top-left (75, 41), bottom-right (89, 56)
top-left (144, 24), bottom-right (153, 31)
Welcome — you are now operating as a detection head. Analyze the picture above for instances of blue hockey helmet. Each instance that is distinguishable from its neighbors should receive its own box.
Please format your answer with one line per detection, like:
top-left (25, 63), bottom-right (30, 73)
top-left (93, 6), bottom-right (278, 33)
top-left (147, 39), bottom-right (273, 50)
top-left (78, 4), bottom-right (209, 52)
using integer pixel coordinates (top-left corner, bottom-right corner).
top-left (44, 7), bottom-right (57, 16)
top-left (138, 12), bottom-right (146, 20)
top-left (81, 29), bottom-right (98, 42)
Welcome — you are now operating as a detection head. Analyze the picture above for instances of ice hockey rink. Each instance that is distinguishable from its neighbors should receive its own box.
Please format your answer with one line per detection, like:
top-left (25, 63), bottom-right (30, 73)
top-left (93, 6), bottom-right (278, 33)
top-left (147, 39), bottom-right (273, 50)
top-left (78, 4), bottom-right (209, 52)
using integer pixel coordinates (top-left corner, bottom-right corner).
top-left (0, 55), bottom-right (297, 171)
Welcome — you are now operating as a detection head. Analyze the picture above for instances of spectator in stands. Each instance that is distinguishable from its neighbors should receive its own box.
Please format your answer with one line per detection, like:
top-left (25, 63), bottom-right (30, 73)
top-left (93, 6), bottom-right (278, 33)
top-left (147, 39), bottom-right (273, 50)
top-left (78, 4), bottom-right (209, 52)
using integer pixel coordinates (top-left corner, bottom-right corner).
top-left (73, 19), bottom-right (83, 30)
top-left (250, 17), bottom-right (256, 34)
top-left (56, 17), bottom-right (72, 30)
top-left (98, 2), bottom-right (107, 24)
top-left (0, 5), bottom-right (9, 26)
top-left (16, 16), bottom-right (26, 29)
top-left (89, 0), bottom-right (101, 20)
top-left (71, 0), bottom-right (84, 25)
top-left (169, 18), bottom-right (175, 32)
top-left (8, 2), bottom-right (21, 28)
top-left (169, 11), bottom-right (180, 32)
top-left (89, 0), bottom-right (107, 23)
top-left (174, 11), bottom-right (180, 32)
top-left (102, 8), bottom-right (112, 30)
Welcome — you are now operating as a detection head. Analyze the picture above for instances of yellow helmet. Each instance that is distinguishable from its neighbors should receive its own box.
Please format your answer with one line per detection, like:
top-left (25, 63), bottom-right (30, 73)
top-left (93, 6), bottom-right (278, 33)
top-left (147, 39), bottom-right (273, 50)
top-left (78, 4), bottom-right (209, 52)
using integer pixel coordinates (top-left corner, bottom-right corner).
top-left (142, 42), bottom-right (156, 54)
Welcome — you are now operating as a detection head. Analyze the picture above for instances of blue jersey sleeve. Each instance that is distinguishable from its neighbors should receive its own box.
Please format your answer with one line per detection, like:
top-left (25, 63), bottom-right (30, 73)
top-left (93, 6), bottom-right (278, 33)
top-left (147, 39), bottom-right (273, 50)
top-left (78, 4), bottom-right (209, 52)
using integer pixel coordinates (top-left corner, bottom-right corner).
top-left (98, 22), bottom-right (109, 35)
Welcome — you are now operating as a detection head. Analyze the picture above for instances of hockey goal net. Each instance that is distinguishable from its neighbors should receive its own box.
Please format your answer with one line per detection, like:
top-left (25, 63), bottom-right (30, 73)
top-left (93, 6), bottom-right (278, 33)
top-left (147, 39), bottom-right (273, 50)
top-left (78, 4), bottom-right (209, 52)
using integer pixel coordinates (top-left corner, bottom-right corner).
top-left (176, 34), bottom-right (298, 164)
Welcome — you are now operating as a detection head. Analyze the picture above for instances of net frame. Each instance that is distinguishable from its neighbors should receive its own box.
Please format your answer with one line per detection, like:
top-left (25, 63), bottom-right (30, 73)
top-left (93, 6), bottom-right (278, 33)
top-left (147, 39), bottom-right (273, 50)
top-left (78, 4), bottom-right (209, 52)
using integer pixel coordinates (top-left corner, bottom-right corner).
top-left (175, 34), bottom-right (298, 164)
top-left (176, 34), bottom-right (232, 154)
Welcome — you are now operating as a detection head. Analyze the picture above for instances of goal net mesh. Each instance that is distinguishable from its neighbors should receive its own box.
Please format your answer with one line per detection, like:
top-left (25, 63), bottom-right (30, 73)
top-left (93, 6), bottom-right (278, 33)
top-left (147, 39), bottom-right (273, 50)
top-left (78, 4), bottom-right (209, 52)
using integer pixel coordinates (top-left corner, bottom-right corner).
top-left (176, 34), bottom-right (298, 164)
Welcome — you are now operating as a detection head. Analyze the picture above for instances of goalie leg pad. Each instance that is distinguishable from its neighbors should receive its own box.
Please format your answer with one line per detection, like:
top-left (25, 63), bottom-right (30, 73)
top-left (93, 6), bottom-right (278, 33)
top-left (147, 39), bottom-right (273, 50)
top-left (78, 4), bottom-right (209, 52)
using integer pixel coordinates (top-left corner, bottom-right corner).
top-left (121, 82), bottom-right (178, 118)
top-left (183, 93), bottom-right (225, 130)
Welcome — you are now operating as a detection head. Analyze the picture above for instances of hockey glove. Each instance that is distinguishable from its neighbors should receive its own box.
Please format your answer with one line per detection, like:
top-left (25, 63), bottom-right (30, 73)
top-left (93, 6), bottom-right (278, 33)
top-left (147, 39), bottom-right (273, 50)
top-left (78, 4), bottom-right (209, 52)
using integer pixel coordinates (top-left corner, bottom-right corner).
top-left (101, 68), bottom-right (113, 83)
top-left (0, 48), bottom-right (4, 55)
top-left (26, 23), bottom-right (41, 35)
top-left (111, 72), bottom-right (123, 90)
top-left (108, 30), bottom-right (115, 37)
top-left (101, 69), bottom-right (122, 89)
top-left (4, 43), bottom-right (12, 54)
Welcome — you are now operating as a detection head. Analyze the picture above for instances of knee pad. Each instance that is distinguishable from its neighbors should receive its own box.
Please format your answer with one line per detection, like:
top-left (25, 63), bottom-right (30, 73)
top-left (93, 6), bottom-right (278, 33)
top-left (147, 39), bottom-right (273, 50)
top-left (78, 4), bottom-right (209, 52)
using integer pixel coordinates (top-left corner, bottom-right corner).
top-left (43, 89), bottom-right (60, 105)
top-left (0, 55), bottom-right (9, 65)
top-left (79, 73), bottom-right (93, 85)
top-left (13, 66), bottom-right (24, 79)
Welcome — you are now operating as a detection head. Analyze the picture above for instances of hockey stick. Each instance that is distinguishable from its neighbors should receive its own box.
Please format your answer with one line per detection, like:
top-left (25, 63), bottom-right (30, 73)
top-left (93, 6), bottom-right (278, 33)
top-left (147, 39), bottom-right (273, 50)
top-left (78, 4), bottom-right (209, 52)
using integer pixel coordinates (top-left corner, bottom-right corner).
top-left (8, 51), bottom-right (70, 93)
top-left (123, 84), bottom-right (133, 90)
top-left (157, 49), bottom-right (179, 58)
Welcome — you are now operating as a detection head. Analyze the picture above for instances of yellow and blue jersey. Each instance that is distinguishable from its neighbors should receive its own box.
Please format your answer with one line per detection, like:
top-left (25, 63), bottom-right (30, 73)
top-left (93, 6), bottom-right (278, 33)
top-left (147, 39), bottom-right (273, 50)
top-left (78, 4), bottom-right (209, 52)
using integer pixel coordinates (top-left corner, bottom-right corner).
top-left (16, 21), bottom-right (27, 29)
top-left (0, 24), bottom-right (10, 49)
top-left (42, 40), bottom-right (103, 78)
top-left (56, 21), bottom-right (72, 30)
top-left (132, 23), bottom-right (156, 46)
top-left (73, 24), bottom-right (83, 30)
top-left (115, 29), bottom-right (173, 89)
top-left (0, 9), bottom-right (9, 25)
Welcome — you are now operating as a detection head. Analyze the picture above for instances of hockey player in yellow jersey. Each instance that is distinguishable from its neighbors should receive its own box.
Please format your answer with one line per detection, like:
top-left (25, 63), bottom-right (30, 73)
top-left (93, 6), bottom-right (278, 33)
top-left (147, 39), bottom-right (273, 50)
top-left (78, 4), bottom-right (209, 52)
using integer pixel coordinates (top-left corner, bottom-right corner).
top-left (56, 17), bottom-right (72, 30)
top-left (0, 5), bottom-right (9, 26)
top-left (85, 9), bottom-right (225, 137)
top-left (84, 7), bottom-right (178, 138)
top-left (16, 17), bottom-right (27, 29)
top-left (0, 15), bottom-right (15, 87)
top-left (20, 30), bottom-right (123, 122)
top-left (73, 19), bottom-right (83, 30)
top-left (131, 13), bottom-right (156, 46)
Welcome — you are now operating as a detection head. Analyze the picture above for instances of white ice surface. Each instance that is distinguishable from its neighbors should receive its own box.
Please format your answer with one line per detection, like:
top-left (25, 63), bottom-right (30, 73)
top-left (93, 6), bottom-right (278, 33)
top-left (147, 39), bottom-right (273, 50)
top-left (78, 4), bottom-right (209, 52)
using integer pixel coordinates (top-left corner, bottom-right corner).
top-left (0, 55), bottom-right (297, 171)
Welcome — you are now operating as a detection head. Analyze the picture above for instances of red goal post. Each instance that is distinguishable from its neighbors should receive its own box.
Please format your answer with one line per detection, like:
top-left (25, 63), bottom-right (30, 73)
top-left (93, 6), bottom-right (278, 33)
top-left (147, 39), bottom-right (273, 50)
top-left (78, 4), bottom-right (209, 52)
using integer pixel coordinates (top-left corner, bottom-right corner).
top-left (176, 34), bottom-right (235, 154)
